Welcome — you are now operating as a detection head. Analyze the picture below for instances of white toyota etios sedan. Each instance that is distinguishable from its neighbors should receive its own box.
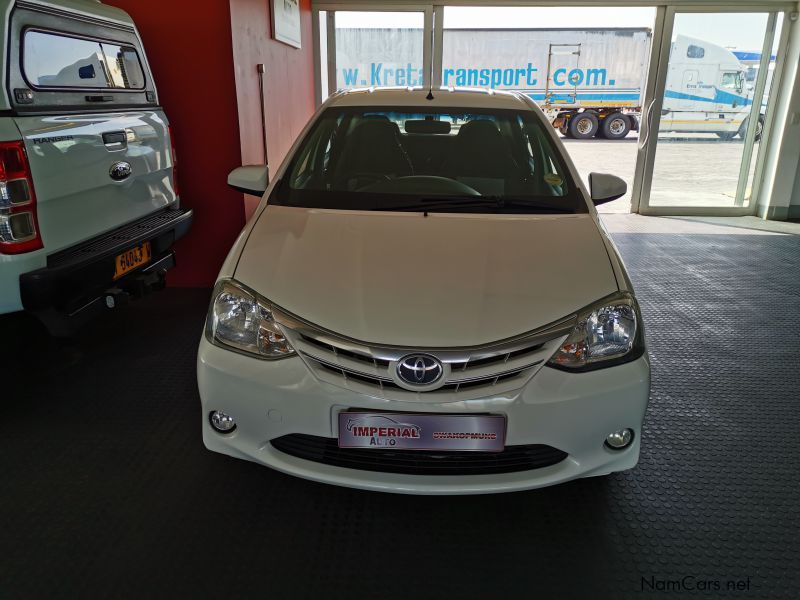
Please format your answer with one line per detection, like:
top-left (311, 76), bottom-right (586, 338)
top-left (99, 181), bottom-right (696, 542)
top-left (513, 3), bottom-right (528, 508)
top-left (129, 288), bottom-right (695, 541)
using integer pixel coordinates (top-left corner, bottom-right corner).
top-left (198, 87), bottom-right (650, 495)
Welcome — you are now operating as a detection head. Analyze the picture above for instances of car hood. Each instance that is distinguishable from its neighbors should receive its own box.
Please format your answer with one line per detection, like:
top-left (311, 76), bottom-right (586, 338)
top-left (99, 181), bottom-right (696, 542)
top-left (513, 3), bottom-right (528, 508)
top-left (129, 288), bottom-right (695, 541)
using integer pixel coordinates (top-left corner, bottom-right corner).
top-left (234, 206), bottom-right (618, 347)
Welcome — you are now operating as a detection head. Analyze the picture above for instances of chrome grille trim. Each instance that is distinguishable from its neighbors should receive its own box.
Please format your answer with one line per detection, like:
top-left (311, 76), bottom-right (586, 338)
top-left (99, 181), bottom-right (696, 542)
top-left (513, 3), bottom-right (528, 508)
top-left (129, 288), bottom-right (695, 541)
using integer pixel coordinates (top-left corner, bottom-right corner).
top-left (306, 354), bottom-right (395, 384)
top-left (451, 361), bottom-right (543, 384)
top-left (274, 308), bottom-right (574, 402)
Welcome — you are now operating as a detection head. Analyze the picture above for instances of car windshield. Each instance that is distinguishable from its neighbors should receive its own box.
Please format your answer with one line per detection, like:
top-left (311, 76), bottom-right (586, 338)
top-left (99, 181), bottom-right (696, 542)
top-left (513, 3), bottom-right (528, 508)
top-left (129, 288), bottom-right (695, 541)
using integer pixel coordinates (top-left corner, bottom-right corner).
top-left (271, 106), bottom-right (585, 214)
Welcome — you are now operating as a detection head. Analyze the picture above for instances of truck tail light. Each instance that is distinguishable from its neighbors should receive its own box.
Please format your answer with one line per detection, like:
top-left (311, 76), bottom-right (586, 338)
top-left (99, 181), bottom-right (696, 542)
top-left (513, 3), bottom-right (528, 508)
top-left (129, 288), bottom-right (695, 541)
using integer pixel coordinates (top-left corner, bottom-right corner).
top-left (0, 140), bottom-right (42, 254)
top-left (167, 125), bottom-right (179, 198)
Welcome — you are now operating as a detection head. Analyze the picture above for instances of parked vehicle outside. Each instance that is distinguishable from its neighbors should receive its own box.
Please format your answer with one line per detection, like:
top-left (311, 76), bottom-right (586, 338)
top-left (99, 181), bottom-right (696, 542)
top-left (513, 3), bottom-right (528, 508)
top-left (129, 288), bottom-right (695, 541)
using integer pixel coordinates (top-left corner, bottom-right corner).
top-left (0, 0), bottom-right (192, 335)
top-left (198, 87), bottom-right (650, 495)
top-left (659, 35), bottom-right (765, 140)
top-left (335, 27), bottom-right (765, 140)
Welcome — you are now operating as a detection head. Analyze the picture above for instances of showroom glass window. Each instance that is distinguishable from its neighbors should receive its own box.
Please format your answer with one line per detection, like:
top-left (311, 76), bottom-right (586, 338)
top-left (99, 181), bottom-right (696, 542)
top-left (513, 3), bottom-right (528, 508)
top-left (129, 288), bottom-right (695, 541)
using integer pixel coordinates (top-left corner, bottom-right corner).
top-left (23, 30), bottom-right (145, 89)
top-left (333, 12), bottom-right (425, 91)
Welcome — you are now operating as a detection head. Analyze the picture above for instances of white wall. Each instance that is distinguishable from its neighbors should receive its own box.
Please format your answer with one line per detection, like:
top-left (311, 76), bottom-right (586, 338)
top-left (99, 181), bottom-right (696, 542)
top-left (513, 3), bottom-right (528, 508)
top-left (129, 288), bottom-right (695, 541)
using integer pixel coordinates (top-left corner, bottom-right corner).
top-left (758, 9), bottom-right (800, 220)
top-left (791, 154), bottom-right (800, 216)
top-left (792, 71), bottom-right (800, 217)
top-left (774, 63), bottom-right (800, 218)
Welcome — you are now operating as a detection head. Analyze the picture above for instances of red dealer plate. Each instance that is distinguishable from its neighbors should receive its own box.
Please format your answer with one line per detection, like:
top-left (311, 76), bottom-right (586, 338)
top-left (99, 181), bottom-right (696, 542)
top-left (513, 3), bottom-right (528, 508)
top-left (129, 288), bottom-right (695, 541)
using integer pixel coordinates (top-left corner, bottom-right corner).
top-left (338, 412), bottom-right (506, 452)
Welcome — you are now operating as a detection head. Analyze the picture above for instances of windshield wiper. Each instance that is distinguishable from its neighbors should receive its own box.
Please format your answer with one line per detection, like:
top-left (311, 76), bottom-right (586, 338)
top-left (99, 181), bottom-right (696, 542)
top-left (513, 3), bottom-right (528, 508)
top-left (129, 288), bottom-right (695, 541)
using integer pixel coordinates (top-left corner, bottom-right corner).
top-left (379, 195), bottom-right (573, 214)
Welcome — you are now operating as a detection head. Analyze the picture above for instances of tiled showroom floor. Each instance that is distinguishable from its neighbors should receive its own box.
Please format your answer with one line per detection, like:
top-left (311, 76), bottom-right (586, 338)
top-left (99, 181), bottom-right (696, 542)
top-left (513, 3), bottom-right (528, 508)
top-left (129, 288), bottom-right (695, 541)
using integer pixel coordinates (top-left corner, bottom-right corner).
top-left (2, 215), bottom-right (798, 598)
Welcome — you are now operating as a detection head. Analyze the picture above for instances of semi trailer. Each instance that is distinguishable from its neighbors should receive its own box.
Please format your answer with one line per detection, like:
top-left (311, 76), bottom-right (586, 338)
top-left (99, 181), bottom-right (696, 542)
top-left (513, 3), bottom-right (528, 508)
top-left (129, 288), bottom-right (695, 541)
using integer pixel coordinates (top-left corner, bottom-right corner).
top-left (334, 27), bottom-right (764, 140)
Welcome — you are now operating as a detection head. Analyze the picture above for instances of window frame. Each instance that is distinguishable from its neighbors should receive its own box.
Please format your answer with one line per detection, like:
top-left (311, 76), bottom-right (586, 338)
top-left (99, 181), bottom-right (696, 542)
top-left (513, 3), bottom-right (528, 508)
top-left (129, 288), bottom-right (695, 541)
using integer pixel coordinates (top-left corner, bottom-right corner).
top-left (720, 71), bottom-right (743, 92)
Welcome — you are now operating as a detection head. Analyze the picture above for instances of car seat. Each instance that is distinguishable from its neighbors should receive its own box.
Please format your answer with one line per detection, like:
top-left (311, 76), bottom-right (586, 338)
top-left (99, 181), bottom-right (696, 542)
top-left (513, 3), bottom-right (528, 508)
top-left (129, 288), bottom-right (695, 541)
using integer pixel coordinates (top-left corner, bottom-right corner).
top-left (332, 119), bottom-right (413, 190)
top-left (441, 119), bottom-right (519, 195)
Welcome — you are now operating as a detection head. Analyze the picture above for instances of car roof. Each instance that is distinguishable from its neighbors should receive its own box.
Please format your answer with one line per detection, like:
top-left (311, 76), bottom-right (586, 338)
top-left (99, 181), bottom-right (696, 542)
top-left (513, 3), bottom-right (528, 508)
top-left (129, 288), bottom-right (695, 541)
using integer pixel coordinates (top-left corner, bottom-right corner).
top-left (21, 0), bottom-right (135, 26)
top-left (327, 87), bottom-right (536, 111)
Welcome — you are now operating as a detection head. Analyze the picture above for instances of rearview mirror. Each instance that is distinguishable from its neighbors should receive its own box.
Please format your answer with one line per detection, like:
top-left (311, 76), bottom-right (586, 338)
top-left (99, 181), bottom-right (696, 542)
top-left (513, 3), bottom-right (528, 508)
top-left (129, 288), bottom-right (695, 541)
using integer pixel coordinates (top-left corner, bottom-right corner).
top-left (589, 172), bottom-right (627, 205)
top-left (404, 119), bottom-right (451, 134)
top-left (228, 165), bottom-right (269, 196)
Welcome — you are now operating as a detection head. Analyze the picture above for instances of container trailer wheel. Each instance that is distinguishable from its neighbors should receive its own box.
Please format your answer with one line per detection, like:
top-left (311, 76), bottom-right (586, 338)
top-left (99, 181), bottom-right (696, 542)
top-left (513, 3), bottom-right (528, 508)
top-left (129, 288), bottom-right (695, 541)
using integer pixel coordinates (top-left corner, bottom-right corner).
top-left (568, 111), bottom-right (599, 139)
top-left (599, 112), bottom-right (631, 139)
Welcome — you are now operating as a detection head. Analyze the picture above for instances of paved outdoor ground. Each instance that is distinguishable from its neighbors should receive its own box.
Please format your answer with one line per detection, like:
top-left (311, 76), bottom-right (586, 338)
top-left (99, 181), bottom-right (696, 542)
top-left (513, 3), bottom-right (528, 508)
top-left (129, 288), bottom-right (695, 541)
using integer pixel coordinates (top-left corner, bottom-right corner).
top-left (563, 133), bottom-right (760, 213)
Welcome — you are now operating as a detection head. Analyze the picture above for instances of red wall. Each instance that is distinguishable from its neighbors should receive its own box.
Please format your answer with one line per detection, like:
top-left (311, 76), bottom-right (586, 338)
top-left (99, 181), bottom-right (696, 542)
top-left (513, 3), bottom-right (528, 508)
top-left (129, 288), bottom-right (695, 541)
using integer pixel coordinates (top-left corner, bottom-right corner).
top-left (229, 0), bottom-right (316, 217)
top-left (106, 0), bottom-right (316, 286)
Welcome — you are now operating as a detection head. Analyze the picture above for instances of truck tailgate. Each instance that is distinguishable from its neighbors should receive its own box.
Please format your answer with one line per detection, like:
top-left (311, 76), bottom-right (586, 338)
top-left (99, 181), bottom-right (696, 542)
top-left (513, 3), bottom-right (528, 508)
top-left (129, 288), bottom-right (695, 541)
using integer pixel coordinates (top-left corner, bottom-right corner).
top-left (14, 109), bottom-right (177, 254)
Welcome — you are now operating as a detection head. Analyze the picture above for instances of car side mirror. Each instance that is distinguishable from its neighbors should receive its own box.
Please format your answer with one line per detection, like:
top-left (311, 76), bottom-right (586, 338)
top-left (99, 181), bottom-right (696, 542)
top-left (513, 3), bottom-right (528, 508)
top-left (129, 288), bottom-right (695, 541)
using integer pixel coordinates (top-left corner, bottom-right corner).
top-left (589, 172), bottom-right (627, 205)
top-left (228, 165), bottom-right (269, 196)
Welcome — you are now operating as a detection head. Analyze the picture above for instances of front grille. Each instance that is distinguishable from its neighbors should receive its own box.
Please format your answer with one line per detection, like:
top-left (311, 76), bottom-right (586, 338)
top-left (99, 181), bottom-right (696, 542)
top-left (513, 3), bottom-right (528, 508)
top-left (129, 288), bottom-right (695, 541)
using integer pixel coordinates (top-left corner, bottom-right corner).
top-left (310, 355), bottom-right (532, 393)
top-left (300, 334), bottom-right (391, 368)
top-left (275, 309), bottom-right (574, 403)
top-left (271, 434), bottom-right (568, 476)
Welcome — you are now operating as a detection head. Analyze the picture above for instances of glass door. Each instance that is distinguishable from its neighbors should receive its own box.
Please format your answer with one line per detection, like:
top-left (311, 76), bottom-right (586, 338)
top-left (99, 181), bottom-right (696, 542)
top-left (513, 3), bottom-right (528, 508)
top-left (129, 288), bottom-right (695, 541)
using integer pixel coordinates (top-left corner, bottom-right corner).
top-left (437, 6), bottom-right (657, 214)
top-left (636, 9), bottom-right (783, 215)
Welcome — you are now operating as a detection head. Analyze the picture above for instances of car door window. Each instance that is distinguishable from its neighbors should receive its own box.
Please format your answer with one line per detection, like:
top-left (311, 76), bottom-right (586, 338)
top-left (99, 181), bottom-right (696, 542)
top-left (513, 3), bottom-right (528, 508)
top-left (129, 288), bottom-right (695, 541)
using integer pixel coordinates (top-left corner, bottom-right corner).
top-left (290, 117), bottom-right (341, 189)
top-left (720, 72), bottom-right (741, 91)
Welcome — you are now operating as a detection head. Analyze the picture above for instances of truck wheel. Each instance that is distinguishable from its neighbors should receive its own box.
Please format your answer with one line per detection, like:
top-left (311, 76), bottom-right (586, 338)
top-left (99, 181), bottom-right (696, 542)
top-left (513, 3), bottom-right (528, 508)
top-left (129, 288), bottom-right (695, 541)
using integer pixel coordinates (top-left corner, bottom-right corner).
top-left (754, 116), bottom-right (764, 142)
top-left (568, 112), bottom-right (599, 139)
top-left (716, 131), bottom-right (737, 141)
top-left (600, 113), bottom-right (631, 139)
top-left (737, 116), bottom-right (765, 142)
top-left (756, 115), bottom-right (764, 142)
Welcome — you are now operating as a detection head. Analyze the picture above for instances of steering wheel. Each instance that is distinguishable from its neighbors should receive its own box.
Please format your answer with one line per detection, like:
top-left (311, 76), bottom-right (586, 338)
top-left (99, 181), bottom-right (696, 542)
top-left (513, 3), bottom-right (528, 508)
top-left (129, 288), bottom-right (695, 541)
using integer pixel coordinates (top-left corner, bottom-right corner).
top-left (359, 175), bottom-right (481, 196)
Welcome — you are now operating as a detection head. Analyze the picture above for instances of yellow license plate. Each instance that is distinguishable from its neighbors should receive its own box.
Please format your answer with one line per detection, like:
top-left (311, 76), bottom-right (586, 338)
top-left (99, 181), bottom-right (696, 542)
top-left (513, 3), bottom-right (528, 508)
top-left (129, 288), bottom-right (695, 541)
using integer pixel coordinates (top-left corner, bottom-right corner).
top-left (114, 242), bottom-right (152, 280)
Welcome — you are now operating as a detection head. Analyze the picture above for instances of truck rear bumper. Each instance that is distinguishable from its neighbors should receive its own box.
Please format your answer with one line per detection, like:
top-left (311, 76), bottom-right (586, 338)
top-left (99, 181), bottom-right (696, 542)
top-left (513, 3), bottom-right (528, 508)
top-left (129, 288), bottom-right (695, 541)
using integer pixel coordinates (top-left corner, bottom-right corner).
top-left (19, 207), bottom-right (192, 333)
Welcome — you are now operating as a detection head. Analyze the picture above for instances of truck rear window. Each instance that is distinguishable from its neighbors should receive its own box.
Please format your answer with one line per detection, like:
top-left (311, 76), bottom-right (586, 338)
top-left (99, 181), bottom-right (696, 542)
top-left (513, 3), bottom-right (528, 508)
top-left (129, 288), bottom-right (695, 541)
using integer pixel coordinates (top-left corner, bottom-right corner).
top-left (22, 30), bottom-right (145, 90)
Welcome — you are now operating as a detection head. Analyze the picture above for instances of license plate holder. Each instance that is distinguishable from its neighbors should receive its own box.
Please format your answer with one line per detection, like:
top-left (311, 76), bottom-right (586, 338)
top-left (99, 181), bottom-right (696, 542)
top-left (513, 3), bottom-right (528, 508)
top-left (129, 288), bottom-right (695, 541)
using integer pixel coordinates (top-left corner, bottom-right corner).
top-left (338, 412), bottom-right (506, 452)
top-left (113, 241), bottom-right (152, 280)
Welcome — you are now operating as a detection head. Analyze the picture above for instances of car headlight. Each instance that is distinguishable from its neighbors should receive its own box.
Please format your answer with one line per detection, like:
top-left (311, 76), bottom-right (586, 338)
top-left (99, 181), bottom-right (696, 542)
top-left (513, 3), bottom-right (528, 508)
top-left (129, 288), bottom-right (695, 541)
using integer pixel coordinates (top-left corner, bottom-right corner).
top-left (547, 293), bottom-right (644, 371)
top-left (205, 279), bottom-right (295, 360)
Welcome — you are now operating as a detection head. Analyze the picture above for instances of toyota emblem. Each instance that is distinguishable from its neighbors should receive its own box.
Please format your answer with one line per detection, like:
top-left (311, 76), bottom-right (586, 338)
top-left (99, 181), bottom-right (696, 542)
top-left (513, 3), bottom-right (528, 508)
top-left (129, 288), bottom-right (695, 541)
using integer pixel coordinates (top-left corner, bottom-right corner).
top-left (396, 354), bottom-right (444, 386)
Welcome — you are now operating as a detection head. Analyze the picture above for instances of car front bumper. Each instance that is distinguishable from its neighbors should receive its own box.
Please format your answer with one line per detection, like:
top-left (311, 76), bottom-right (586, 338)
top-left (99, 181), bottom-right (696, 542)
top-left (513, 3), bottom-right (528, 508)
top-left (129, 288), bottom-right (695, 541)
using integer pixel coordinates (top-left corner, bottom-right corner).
top-left (197, 337), bottom-right (650, 495)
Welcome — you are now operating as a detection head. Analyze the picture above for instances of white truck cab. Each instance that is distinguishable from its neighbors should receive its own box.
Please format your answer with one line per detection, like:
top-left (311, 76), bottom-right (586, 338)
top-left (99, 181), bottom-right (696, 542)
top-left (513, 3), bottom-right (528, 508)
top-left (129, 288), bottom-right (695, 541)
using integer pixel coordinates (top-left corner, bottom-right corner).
top-left (660, 35), bottom-right (763, 140)
top-left (0, 0), bottom-right (191, 334)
